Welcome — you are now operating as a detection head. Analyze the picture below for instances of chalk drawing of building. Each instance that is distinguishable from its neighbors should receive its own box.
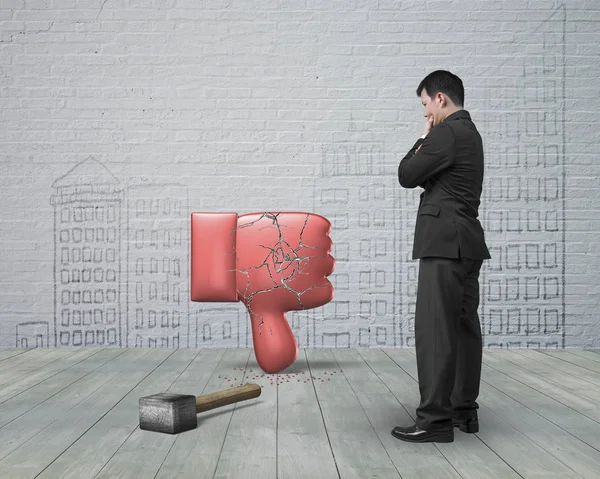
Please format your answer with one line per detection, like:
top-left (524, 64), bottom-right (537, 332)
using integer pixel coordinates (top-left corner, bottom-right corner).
top-left (481, 5), bottom-right (566, 349)
top-left (50, 158), bottom-right (124, 347)
top-left (192, 306), bottom-right (249, 348)
top-left (309, 118), bottom-right (401, 347)
top-left (15, 321), bottom-right (50, 348)
top-left (126, 185), bottom-right (189, 348)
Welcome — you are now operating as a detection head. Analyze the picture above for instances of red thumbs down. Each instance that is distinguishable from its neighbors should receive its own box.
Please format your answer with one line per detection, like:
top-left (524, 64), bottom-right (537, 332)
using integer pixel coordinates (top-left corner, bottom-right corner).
top-left (191, 212), bottom-right (335, 374)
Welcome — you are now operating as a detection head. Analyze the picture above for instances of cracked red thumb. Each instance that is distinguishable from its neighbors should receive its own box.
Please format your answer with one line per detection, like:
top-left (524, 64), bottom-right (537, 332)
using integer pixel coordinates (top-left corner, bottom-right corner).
top-left (191, 212), bottom-right (335, 374)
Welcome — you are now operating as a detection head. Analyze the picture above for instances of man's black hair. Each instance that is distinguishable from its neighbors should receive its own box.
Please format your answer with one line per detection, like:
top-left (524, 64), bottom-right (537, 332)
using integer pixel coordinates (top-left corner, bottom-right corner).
top-left (416, 70), bottom-right (464, 106)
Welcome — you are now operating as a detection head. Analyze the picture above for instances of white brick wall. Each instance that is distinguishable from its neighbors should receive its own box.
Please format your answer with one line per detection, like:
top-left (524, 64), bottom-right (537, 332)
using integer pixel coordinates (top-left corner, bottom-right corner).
top-left (1, 0), bottom-right (599, 349)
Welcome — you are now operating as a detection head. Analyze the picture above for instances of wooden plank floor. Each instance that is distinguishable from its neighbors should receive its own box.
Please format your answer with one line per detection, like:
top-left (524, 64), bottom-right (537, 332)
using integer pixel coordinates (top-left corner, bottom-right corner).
top-left (1, 348), bottom-right (599, 479)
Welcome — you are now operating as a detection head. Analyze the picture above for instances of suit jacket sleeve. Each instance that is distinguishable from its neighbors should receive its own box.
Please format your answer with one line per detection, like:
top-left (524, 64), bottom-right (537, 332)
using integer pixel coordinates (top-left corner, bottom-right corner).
top-left (398, 122), bottom-right (456, 189)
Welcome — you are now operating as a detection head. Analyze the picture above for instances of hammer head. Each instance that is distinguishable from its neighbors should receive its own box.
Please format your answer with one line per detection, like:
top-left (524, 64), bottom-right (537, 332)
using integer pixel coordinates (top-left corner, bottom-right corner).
top-left (139, 393), bottom-right (197, 434)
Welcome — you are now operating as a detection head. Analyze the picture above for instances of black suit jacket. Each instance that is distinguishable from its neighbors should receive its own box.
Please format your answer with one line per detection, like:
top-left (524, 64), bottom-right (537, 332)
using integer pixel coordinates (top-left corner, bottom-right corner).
top-left (398, 110), bottom-right (491, 260)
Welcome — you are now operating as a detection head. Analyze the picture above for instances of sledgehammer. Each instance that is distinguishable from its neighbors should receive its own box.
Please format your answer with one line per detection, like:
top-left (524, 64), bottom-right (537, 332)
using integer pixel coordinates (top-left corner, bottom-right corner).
top-left (139, 383), bottom-right (261, 434)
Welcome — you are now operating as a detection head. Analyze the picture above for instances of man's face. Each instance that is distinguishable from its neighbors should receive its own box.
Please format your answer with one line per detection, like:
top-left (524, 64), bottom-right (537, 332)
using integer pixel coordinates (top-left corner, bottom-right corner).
top-left (420, 89), bottom-right (442, 126)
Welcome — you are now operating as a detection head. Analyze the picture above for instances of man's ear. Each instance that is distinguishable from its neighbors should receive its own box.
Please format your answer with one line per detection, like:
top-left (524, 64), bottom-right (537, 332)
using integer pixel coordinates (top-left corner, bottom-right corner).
top-left (437, 92), bottom-right (446, 107)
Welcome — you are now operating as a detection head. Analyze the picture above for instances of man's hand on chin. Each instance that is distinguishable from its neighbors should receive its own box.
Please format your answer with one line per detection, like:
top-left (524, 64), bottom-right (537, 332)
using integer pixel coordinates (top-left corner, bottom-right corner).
top-left (417, 117), bottom-right (433, 151)
top-left (423, 116), bottom-right (434, 136)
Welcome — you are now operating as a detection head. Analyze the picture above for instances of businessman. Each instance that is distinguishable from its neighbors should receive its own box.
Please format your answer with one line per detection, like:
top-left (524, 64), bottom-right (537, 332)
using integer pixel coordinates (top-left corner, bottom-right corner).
top-left (392, 70), bottom-right (491, 443)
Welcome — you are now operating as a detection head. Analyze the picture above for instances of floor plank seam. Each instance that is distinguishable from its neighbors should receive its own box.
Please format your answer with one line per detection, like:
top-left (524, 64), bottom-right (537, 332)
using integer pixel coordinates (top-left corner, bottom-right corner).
top-left (483, 355), bottom-right (600, 409)
top-left (211, 349), bottom-right (252, 479)
top-left (305, 349), bottom-right (342, 479)
top-left (90, 349), bottom-right (181, 479)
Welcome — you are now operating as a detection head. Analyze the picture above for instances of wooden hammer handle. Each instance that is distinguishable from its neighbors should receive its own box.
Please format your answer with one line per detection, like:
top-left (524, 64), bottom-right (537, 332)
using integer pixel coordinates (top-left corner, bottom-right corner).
top-left (195, 383), bottom-right (261, 413)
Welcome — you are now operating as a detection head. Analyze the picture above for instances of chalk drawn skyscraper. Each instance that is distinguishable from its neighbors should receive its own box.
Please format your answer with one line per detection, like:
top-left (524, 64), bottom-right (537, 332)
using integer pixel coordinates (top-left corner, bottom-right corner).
top-left (306, 119), bottom-right (401, 348)
top-left (481, 5), bottom-right (566, 348)
top-left (126, 185), bottom-right (189, 348)
top-left (50, 158), bottom-right (124, 347)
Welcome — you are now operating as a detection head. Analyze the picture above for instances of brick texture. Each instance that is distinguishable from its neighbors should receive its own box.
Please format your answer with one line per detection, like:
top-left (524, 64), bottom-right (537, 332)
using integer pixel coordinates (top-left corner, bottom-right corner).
top-left (1, 0), bottom-right (599, 349)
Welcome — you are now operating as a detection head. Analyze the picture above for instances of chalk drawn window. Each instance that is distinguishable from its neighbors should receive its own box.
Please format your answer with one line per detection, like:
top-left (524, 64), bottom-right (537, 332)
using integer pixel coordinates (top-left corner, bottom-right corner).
top-left (527, 210), bottom-right (541, 231)
top-left (148, 310), bottom-right (156, 328)
top-left (359, 212), bottom-right (369, 227)
top-left (71, 269), bottom-right (80, 283)
top-left (149, 282), bottom-right (157, 299)
top-left (359, 271), bottom-right (370, 289)
top-left (93, 248), bottom-right (102, 262)
top-left (61, 269), bottom-right (69, 284)
top-left (106, 269), bottom-right (116, 282)
top-left (82, 247), bottom-right (92, 262)
top-left (544, 178), bottom-right (559, 201)
top-left (93, 268), bottom-right (103, 282)
top-left (95, 206), bottom-right (104, 222)
top-left (106, 248), bottom-right (116, 262)
top-left (173, 259), bottom-right (180, 276)
top-left (545, 309), bottom-right (560, 333)
top-left (136, 308), bottom-right (143, 328)
top-left (106, 308), bottom-right (116, 323)
top-left (107, 205), bottom-right (116, 222)
top-left (60, 229), bottom-right (69, 243)
top-left (543, 277), bottom-right (560, 299)
top-left (82, 268), bottom-right (91, 283)
top-left (94, 309), bottom-right (102, 323)
top-left (161, 310), bottom-right (169, 327)
top-left (83, 309), bottom-right (92, 324)
top-left (150, 258), bottom-right (158, 273)
top-left (106, 227), bottom-right (116, 243)
top-left (360, 300), bottom-right (371, 317)
top-left (373, 210), bottom-right (385, 227)
top-left (94, 290), bottom-right (104, 303)
top-left (106, 289), bottom-right (116, 302)
top-left (85, 228), bottom-right (94, 242)
top-left (72, 291), bottom-right (81, 304)
top-left (544, 243), bottom-right (558, 267)
top-left (136, 258), bottom-right (144, 275)
top-left (72, 310), bottom-right (81, 325)
top-left (136, 282), bottom-right (143, 303)
top-left (96, 227), bottom-right (105, 242)
top-left (135, 230), bottom-right (144, 248)
top-left (61, 247), bottom-right (69, 265)
top-left (524, 277), bottom-right (540, 300)
top-left (61, 290), bottom-right (70, 305)
top-left (61, 308), bottom-right (69, 327)
top-left (526, 308), bottom-right (541, 334)
top-left (72, 228), bottom-right (82, 243)
top-left (61, 207), bottom-right (70, 223)
top-left (172, 310), bottom-right (180, 328)
top-left (73, 207), bottom-right (83, 222)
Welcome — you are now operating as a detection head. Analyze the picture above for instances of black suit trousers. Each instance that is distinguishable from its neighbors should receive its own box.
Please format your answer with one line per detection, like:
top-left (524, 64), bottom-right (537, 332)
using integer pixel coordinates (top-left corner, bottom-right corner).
top-left (414, 256), bottom-right (483, 431)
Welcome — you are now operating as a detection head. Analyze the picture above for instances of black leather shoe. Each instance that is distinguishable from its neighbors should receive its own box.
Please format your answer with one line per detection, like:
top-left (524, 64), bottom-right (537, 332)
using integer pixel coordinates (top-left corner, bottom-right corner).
top-left (452, 417), bottom-right (479, 433)
top-left (391, 425), bottom-right (454, 443)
